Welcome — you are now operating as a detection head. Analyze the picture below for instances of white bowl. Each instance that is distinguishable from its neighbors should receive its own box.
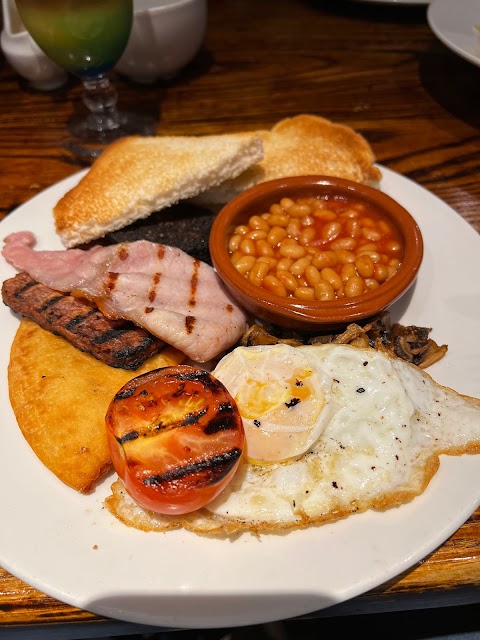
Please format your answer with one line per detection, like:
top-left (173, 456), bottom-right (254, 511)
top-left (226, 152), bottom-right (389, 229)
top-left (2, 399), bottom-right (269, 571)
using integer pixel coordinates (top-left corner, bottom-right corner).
top-left (115, 0), bottom-right (207, 83)
top-left (0, 0), bottom-right (67, 90)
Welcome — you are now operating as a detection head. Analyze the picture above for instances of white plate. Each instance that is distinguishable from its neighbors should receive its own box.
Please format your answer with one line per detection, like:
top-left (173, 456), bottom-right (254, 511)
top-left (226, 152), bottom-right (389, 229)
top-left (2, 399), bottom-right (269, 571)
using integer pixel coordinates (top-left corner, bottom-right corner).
top-left (1, 167), bottom-right (480, 629)
top-left (428, 0), bottom-right (480, 67)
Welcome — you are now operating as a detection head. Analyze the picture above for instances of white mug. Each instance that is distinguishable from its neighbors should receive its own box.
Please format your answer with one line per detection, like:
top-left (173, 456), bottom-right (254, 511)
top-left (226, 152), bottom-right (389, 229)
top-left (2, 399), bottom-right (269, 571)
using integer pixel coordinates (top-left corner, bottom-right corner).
top-left (115, 0), bottom-right (208, 83)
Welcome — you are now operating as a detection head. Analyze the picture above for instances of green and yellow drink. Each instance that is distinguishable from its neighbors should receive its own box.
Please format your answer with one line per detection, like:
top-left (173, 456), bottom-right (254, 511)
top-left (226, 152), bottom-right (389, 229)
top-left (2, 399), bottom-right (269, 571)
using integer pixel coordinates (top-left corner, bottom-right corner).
top-left (15, 0), bottom-right (133, 78)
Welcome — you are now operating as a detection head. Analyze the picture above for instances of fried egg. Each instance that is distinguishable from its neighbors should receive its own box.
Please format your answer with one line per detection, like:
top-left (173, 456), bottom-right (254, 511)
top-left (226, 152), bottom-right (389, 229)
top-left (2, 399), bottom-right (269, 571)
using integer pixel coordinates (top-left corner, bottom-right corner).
top-left (105, 343), bottom-right (480, 535)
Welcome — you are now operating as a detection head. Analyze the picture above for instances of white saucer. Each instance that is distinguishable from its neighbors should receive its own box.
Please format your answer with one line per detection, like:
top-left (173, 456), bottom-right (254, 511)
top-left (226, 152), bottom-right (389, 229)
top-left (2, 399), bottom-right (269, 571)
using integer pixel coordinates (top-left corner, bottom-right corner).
top-left (428, 0), bottom-right (480, 67)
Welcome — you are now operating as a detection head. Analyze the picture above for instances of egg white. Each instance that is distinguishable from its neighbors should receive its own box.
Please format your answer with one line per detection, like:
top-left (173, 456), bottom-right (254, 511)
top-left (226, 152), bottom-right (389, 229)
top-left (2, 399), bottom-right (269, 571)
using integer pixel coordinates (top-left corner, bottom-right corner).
top-left (204, 343), bottom-right (480, 528)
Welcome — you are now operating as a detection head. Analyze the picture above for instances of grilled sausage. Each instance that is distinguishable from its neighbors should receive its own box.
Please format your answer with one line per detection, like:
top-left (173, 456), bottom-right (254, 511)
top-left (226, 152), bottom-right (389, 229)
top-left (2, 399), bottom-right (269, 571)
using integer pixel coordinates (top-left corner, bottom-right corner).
top-left (2, 272), bottom-right (165, 370)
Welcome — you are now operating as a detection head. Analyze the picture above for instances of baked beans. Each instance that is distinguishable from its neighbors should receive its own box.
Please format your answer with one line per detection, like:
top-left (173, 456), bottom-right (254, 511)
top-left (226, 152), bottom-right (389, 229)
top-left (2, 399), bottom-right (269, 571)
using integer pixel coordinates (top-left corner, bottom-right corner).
top-left (227, 194), bottom-right (404, 301)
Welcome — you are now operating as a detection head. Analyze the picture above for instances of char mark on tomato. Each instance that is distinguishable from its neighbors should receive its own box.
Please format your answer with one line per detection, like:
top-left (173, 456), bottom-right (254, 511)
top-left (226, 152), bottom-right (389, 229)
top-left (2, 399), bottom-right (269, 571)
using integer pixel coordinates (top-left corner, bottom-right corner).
top-left (166, 369), bottom-right (212, 383)
top-left (166, 369), bottom-right (227, 394)
top-left (204, 404), bottom-right (239, 434)
top-left (172, 382), bottom-right (186, 397)
top-left (114, 387), bottom-right (136, 400)
top-left (182, 407), bottom-right (208, 425)
top-left (143, 447), bottom-right (243, 487)
top-left (117, 430), bottom-right (139, 444)
top-left (164, 370), bottom-right (204, 382)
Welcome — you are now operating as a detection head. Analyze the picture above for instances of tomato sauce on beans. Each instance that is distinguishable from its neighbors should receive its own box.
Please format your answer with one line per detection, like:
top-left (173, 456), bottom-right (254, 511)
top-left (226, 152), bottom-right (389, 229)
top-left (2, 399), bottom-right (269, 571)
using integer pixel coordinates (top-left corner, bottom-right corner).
top-left (227, 195), bottom-right (404, 301)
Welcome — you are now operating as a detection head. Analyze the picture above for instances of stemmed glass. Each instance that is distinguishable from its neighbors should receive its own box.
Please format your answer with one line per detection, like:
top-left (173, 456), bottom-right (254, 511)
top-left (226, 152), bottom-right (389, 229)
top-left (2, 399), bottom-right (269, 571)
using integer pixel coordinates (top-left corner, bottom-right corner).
top-left (14, 0), bottom-right (155, 158)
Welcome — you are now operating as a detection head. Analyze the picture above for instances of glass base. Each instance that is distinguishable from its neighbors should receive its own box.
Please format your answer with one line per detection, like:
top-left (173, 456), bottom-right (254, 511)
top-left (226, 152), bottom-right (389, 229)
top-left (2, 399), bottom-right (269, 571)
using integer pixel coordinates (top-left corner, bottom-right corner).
top-left (64, 110), bottom-right (157, 161)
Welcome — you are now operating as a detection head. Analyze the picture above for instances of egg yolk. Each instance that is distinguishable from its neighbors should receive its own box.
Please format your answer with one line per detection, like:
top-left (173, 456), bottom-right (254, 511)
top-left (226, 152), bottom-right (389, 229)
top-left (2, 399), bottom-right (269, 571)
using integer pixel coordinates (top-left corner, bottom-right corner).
top-left (235, 366), bottom-right (329, 464)
top-left (238, 368), bottom-right (313, 420)
top-left (212, 345), bottom-right (335, 466)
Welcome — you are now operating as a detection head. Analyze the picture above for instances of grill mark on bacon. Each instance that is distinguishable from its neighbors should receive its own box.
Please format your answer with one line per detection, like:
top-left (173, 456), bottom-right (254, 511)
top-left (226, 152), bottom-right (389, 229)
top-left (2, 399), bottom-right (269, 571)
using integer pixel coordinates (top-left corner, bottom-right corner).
top-left (2, 272), bottom-right (165, 370)
top-left (145, 272), bottom-right (161, 314)
top-left (105, 271), bottom-right (119, 294)
top-left (148, 273), bottom-right (161, 303)
top-left (182, 260), bottom-right (200, 334)
top-left (143, 448), bottom-right (243, 486)
top-left (185, 315), bottom-right (196, 334)
top-left (118, 246), bottom-right (129, 261)
top-left (189, 260), bottom-right (200, 307)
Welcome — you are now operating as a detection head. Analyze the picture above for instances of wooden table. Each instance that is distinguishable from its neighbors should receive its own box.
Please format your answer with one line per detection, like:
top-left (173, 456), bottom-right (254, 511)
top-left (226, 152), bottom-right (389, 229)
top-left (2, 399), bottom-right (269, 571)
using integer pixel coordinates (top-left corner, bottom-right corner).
top-left (1, 0), bottom-right (479, 634)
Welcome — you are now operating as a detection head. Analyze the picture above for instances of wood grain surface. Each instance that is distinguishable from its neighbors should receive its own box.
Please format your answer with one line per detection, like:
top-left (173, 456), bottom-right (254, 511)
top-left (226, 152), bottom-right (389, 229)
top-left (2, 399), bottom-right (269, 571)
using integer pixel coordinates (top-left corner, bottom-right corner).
top-left (0, 0), bottom-right (479, 630)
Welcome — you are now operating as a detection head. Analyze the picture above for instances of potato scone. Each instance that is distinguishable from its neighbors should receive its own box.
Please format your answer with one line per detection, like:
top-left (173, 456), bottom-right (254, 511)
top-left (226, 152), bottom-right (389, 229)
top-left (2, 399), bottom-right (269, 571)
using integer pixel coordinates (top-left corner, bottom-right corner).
top-left (8, 318), bottom-right (185, 493)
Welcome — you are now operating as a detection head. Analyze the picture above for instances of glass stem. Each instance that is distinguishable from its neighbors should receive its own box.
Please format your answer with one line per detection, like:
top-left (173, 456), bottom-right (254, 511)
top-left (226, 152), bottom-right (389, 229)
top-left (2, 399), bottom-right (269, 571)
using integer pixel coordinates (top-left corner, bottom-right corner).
top-left (81, 75), bottom-right (122, 134)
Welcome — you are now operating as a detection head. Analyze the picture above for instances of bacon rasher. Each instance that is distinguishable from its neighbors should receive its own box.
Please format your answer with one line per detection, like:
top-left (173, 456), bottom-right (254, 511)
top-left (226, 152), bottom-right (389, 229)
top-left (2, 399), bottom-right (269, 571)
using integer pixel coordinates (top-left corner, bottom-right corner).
top-left (2, 232), bottom-right (248, 362)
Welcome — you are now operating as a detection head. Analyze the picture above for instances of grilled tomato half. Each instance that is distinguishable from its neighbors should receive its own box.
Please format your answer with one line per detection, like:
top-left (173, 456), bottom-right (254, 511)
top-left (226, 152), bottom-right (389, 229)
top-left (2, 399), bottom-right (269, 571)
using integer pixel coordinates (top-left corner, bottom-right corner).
top-left (105, 365), bottom-right (245, 515)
